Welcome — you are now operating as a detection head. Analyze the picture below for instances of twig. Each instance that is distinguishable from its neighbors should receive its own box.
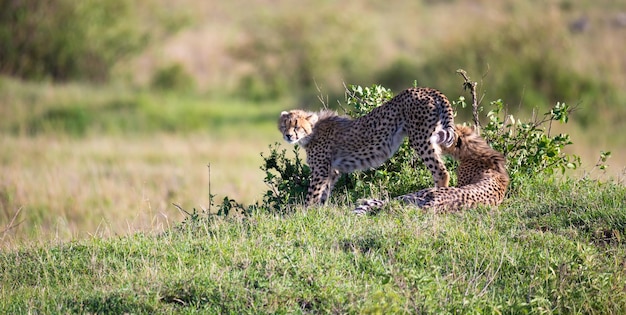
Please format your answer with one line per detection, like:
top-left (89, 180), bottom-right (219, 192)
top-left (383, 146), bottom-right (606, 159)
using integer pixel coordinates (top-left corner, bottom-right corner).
top-left (172, 203), bottom-right (192, 217)
top-left (456, 69), bottom-right (481, 133)
top-left (0, 207), bottom-right (24, 238)
top-left (478, 245), bottom-right (507, 297)
top-left (315, 79), bottom-right (330, 110)
top-left (336, 82), bottom-right (353, 114)
top-left (207, 163), bottom-right (211, 214)
top-left (172, 163), bottom-right (213, 216)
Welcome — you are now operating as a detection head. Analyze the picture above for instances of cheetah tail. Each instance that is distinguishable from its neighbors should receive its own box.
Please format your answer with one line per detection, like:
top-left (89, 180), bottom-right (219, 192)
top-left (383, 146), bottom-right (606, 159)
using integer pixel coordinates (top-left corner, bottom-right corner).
top-left (435, 101), bottom-right (456, 148)
top-left (430, 126), bottom-right (456, 149)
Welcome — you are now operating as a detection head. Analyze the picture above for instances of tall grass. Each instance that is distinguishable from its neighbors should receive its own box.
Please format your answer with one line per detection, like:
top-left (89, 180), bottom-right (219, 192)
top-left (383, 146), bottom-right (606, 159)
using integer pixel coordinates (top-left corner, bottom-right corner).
top-left (0, 77), bottom-right (285, 137)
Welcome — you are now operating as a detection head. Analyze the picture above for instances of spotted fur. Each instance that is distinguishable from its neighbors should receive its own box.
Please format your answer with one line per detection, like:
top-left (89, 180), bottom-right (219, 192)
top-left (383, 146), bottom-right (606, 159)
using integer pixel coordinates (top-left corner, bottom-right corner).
top-left (353, 125), bottom-right (509, 214)
top-left (278, 87), bottom-right (456, 206)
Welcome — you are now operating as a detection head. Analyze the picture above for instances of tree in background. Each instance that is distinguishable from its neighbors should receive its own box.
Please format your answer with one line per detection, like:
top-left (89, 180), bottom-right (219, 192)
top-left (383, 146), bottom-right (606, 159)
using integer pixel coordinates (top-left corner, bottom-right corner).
top-left (0, 0), bottom-right (161, 81)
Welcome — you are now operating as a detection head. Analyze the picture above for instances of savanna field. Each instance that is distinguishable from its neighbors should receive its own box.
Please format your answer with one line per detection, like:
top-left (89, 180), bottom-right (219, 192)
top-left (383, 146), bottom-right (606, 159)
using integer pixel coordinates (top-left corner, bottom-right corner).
top-left (1, 0), bottom-right (626, 313)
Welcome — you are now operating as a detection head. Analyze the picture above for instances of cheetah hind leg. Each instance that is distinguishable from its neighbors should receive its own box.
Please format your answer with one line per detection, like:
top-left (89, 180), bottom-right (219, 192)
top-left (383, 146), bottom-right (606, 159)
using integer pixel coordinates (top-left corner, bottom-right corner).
top-left (396, 190), bottom-right (433, 208)
top-left (354, 190), bottom-right (434, 215)
top-left (353, 199), bottom-right (386, 215)
top-left (407, 128), bottom-right (451, 188)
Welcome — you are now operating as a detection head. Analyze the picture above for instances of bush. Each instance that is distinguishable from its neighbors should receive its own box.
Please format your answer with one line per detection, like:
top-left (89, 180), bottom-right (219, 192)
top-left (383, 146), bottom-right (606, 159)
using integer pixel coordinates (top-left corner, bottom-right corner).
top-left (260, 144), bottom-right (311, 213)
top-left (0, 0), bottom-right (151, 81)
top-left (29, 106), bottom-right (91, 137)
top-left (481, 100), bottom-right (580, 184)
top-left (151, 64), bottom-right (195, 92)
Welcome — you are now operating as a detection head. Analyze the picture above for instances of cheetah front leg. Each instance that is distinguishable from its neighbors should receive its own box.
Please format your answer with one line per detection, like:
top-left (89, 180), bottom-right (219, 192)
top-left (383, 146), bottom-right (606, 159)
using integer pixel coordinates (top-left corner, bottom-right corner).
top-left (320, 169), bottom-right (340, 204)
top-left (353, 199), bottom-right (386, 215)
top-left (305, 164), bottom-right (334, 206)
top-left (430, 157), bottom-right (450, 188)
top-left (396, 190), bottom-right (431, 207)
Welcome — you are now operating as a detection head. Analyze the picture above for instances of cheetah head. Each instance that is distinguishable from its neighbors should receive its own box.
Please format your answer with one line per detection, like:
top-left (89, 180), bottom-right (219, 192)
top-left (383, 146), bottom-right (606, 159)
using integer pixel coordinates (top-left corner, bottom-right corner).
top-left (278, 110), bottom-right (318, 145)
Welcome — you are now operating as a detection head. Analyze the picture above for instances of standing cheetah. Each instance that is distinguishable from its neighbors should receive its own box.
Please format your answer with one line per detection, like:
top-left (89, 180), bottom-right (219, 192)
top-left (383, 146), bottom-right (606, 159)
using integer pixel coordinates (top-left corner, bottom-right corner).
top-left (278, 87), bottom-right (456, 206)
top-left (353, 125), bottom-right (509, 214)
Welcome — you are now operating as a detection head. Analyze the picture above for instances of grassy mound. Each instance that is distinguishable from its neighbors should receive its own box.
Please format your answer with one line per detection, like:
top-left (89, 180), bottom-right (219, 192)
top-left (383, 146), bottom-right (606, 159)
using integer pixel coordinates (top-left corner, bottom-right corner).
top-left (1, 176), bottom-right (625, 313)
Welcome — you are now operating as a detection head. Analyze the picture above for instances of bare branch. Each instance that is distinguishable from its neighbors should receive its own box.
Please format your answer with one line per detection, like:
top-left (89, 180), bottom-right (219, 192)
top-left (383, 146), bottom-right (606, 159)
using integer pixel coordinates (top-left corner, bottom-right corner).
top-left (172, 203), bottom-right (192, 217)
top-left (335, 82), bottom-right (353, 114)
top-left (456, 69), bottom-right (481, 133)
top-left (315, 79), bottom-right (330, 109)
top-left (342, 82), bottom-right (362, 104)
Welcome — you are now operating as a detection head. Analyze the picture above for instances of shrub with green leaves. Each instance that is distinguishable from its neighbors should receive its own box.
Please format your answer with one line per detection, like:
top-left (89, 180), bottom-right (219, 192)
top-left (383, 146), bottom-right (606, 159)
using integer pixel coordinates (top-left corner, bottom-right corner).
top-left (260, 144), bottom-right (311, 213)
top-left (481, 99), bottom-right (580, 184)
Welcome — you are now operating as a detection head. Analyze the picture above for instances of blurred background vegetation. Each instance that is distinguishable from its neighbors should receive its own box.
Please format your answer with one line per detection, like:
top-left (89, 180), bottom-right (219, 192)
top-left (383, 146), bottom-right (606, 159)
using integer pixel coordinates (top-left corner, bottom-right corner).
top-left (1, 0), bottom-right (625, 245)
top-left (2, 0), bottom-right (625, 131)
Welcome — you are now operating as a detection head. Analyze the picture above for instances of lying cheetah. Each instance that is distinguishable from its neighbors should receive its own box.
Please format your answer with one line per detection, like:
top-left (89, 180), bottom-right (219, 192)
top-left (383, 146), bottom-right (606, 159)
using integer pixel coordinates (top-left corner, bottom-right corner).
top-left (353, 125), bottom-right (509, 214)
top-left (278, 87), bottom-right (456, 206)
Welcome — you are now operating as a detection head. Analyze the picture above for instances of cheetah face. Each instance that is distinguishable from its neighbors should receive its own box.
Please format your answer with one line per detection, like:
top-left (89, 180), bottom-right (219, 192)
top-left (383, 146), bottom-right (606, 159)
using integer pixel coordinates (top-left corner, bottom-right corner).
top-left (278, 110), bottom-right (318, 144)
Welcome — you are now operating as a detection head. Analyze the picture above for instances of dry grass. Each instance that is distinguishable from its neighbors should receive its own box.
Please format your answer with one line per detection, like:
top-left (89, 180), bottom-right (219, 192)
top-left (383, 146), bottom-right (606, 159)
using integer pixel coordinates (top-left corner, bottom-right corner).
top-left (0, 133), bottom-right (277, 248)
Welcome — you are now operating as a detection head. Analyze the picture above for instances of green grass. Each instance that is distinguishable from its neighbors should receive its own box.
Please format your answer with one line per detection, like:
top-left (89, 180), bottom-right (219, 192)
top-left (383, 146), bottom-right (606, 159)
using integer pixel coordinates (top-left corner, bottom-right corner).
top-left (2, 176), bottom-right (625, 313)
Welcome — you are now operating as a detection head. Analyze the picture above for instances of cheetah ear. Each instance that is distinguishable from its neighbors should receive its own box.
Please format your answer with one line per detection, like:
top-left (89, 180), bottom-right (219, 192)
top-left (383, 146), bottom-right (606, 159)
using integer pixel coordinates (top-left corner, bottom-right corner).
top-left (306, 113), bottom-right (318, 124)
top-left (280, 111), bottom-right (290, 117)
